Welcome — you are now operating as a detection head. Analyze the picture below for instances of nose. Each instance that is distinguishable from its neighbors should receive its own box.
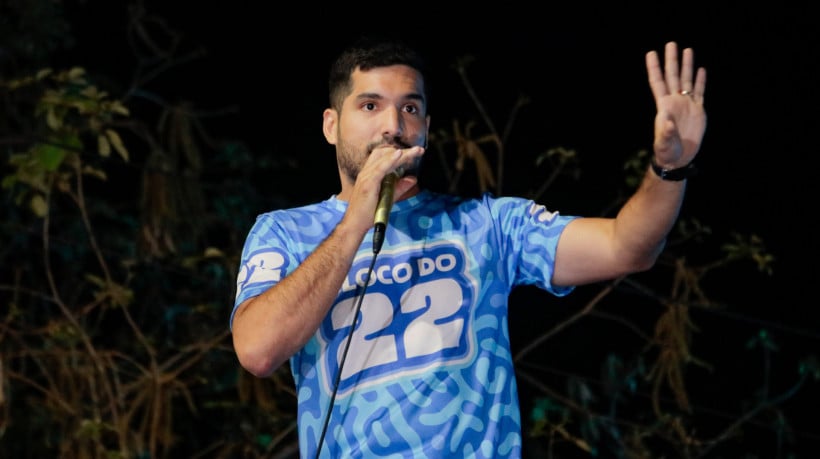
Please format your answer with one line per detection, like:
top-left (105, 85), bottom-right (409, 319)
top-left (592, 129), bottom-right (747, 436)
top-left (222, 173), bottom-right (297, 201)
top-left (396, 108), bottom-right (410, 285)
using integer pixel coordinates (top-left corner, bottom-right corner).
top-left (381, 106), bottom-right (404, 138)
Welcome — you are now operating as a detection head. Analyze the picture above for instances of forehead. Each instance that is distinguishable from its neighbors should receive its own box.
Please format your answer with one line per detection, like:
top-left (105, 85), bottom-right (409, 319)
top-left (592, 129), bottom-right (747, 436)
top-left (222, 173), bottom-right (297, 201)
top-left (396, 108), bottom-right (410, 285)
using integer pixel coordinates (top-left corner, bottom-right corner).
top-left (348, 64), bottom-right (426, 102)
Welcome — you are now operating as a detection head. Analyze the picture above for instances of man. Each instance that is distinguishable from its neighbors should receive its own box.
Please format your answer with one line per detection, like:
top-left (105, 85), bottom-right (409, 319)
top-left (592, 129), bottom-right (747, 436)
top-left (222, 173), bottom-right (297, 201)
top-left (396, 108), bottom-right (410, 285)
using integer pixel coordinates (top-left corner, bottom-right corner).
top-left (231, 36), bottom-right (706, 458)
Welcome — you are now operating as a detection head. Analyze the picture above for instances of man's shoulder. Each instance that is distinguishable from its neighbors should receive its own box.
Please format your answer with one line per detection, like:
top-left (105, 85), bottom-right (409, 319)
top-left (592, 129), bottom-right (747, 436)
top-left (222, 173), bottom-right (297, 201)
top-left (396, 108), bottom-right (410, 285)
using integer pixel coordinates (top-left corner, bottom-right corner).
top-left (257, 196), bottom-right (343, 219)
top-left (413, 190), bottom-right (534, 212)
top-left (248, 198), bottom-right (344, 234)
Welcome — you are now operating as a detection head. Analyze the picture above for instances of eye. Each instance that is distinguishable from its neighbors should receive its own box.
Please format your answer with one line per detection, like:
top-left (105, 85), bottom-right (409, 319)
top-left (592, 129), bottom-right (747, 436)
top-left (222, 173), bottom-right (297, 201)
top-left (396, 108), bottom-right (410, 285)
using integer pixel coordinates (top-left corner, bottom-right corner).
top-left (363, 102), bottom-right (376, 111)
top-left (403, 104), bottom-right (419, 114)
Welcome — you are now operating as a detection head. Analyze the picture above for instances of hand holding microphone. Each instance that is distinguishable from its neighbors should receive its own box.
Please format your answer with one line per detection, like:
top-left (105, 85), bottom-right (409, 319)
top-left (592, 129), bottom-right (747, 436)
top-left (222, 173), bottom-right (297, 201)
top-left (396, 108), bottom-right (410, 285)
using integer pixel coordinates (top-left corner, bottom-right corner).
top-left (372, 166), bottom-right (405, 254)
top-left (368, 144), bottom-right (424, 254)
top-left (374, 166), bottom-right (405, 227)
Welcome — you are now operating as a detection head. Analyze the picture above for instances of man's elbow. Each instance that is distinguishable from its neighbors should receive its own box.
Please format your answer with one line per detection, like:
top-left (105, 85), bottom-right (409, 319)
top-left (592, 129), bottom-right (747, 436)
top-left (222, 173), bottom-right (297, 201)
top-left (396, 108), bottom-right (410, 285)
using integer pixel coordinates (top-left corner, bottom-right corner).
top-left (629, 241), bottom-right (666, 273)
top-left (633, 254), bottom-right (659, 273)
top-left (233, 336), bottom-right (285, 378)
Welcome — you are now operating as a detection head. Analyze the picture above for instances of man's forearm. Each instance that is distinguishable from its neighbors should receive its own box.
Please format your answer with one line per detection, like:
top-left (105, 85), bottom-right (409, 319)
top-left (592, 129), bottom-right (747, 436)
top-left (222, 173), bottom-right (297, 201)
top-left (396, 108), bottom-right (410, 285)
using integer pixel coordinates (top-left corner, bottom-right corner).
top-left (613, 164), bottom-right (687, 267)
top-left (232, 220), bottom-right (368, 377)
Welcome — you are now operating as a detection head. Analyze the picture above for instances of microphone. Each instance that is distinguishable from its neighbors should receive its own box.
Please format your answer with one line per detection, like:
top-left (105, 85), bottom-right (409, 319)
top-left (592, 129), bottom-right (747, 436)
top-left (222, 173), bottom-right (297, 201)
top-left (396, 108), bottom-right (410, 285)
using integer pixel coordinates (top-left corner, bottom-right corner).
top-left (372, 166), bottom-right (404, 254)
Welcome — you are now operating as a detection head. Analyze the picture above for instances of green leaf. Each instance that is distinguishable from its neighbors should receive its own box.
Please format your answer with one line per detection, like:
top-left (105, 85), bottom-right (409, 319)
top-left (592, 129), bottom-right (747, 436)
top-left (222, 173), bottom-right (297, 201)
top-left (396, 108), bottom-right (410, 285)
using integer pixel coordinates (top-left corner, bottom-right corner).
top-left (29, 193), bottom-right (48, 217)
top-left (34, 143), bottom-right (67, 171)
top-left (105, 129), bottom-right (129, 161)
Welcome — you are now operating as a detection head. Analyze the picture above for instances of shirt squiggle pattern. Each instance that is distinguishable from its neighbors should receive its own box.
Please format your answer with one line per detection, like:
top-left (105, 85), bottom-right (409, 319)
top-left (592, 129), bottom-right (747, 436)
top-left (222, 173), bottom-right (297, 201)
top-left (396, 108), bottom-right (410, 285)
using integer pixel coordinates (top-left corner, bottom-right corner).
top-left (233, 191), bottom-right (576, 458)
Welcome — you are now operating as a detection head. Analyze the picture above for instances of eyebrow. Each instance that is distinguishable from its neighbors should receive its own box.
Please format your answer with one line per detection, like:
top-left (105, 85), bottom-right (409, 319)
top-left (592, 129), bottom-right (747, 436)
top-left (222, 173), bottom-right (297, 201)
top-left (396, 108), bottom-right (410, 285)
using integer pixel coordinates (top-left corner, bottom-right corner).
top-left (354, 92), bottom-right (426, 105)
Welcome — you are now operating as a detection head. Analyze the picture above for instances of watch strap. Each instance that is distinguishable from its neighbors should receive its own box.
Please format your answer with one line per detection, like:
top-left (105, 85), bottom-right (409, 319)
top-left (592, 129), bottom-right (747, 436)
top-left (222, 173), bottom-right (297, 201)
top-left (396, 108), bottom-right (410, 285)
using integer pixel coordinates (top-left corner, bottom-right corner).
top-left (650, 158), bottom-right (696, 181)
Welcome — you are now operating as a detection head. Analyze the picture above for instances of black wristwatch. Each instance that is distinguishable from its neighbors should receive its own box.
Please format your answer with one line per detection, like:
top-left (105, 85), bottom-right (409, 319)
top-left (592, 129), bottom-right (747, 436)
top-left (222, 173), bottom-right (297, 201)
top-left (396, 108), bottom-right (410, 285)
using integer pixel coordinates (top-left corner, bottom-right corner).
top-left (650, 158), bottom-right (697, 181)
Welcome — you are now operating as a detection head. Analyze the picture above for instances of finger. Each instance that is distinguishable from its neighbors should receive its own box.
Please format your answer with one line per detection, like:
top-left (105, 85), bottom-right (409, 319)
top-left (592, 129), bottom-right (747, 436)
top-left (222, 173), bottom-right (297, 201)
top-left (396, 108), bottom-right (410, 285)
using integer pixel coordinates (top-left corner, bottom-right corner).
top-left (383, 148), bottom-right (405, 175)
top-left (394, 175), bottom-right (418, 197)
top-left (358, 147), bottom-right (398, 189)
top-left (693, 67), bottom-right (707, 104)
top-left (653, 112), bottom-right (677, 156)
top-left (680, 47), bottom-right (694, 93)
top-left (395, 145), bottom-right (424, 172)
top-left (645, 49), bottom-right (668, 102)
top-left (664, 41), bottom-right (681, 94)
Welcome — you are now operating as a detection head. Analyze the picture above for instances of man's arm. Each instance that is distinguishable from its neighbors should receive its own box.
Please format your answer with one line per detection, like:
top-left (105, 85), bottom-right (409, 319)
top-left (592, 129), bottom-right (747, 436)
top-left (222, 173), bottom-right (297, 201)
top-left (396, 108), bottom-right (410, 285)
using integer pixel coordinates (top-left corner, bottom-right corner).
top-left (231, 219), bottom-right (369, 377)
top-left (552, 41), bottom-right (707, 287)
top-left (231, 146), bottom-right (421, 377)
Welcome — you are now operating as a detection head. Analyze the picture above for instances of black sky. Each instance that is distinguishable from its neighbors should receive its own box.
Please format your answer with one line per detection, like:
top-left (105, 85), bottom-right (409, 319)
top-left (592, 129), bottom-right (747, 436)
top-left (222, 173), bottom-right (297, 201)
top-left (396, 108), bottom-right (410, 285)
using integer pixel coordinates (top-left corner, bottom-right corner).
top-left (85, 2), bottom-right (816, 327)
top-left (59, 1), bottom-right (820, 451)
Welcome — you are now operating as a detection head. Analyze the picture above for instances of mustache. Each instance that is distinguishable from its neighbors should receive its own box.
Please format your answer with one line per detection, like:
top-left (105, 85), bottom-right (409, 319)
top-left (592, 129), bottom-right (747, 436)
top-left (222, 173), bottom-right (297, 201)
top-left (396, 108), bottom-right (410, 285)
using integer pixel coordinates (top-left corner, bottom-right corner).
top-left (367, 137), bottom-right (417, 153)
top-left (363, 137), bottom-right (425, 178)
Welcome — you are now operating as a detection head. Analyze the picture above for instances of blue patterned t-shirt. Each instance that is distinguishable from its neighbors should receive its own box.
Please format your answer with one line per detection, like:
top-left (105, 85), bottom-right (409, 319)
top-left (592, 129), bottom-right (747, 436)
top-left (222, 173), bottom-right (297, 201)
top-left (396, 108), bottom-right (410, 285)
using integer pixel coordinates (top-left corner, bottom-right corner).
top-left (233, 190), bottom-right (577, 458)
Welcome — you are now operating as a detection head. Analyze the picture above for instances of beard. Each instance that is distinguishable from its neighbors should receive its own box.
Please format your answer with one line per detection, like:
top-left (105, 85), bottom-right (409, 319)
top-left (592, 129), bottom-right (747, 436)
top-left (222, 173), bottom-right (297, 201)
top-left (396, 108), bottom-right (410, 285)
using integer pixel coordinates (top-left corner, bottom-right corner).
top-left (337, 134), bottom-right (424, 182)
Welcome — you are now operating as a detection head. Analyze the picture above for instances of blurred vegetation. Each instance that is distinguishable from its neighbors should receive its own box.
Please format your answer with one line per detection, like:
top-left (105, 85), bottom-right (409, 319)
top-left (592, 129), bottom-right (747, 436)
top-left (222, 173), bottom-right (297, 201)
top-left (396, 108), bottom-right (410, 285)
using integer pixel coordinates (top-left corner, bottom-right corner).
top-left (0, 1), bottom-right (814, 458)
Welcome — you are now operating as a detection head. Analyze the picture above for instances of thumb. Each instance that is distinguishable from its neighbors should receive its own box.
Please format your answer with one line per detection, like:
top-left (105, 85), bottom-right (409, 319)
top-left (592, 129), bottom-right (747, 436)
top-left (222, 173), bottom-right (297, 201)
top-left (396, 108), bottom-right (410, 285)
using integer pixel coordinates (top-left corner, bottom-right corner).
top-left (394, 176), bottom-right (419, 199)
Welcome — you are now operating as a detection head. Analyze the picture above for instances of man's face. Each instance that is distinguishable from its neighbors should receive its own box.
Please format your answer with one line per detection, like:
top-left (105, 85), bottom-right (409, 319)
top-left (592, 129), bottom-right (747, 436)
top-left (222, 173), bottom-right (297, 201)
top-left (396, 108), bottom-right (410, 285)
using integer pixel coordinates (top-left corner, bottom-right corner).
top-left (329, 64), bottom-right (429, 181)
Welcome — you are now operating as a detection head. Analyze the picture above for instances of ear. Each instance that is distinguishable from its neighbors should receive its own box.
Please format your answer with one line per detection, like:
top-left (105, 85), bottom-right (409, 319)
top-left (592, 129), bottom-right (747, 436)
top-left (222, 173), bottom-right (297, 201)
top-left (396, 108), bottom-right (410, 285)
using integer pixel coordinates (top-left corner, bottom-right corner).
top-left (323, 108), bottom-right (338, 145)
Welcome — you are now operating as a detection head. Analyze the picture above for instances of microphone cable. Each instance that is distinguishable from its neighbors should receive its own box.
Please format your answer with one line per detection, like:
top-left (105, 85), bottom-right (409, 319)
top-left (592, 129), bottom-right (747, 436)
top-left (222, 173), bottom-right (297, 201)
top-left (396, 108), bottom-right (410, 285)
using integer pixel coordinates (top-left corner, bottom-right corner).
top-left (315, 169), bottom-right (400, 457)
top-left (314, 223), bottom-right (390, 458)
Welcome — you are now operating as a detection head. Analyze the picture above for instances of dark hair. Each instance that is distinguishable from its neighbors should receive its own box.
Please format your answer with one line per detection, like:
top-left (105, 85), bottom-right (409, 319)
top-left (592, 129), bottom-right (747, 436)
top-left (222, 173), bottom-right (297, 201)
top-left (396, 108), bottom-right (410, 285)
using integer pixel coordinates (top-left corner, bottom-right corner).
top-left (328, 36), bottom-right (430, 112)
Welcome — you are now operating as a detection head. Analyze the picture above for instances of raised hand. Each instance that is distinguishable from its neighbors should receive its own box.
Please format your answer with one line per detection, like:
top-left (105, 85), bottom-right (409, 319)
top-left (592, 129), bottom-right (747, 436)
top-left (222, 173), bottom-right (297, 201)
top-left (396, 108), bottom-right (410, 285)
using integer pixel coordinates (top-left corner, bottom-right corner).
top-left (646, 41), bottom-right (707, 168)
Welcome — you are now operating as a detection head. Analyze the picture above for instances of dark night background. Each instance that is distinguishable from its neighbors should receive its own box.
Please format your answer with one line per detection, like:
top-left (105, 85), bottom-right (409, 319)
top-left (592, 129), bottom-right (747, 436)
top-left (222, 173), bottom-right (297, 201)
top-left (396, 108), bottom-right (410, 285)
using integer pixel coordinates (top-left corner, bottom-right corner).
top-left (20, 0), bottom-right (820, 456)
top-left (62, 2), bottom-right (817, 316)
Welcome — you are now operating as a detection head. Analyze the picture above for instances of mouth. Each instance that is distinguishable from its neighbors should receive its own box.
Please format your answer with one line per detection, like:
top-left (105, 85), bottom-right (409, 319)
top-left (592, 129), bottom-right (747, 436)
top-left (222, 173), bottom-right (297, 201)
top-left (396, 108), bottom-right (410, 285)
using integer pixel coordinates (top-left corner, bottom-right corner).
top-left (369, 137), bottom-right (417, 154)
top-left (370, 143), bottom-right (410, 154)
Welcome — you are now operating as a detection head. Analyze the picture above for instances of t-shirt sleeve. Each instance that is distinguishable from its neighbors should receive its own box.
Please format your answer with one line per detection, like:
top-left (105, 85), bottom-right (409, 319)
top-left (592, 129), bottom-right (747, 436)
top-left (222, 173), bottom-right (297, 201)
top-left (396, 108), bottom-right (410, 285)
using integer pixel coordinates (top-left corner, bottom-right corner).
top-left (489, 195), bottom-right (578, 297)
top-left (230, 213), bottom-right (298, 329)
